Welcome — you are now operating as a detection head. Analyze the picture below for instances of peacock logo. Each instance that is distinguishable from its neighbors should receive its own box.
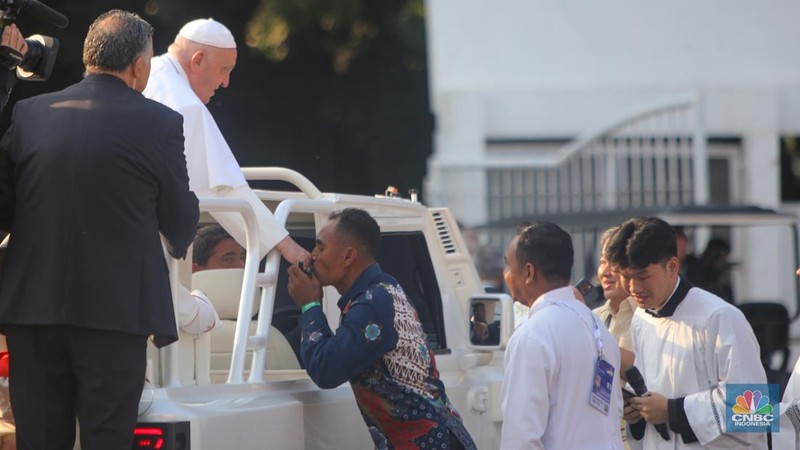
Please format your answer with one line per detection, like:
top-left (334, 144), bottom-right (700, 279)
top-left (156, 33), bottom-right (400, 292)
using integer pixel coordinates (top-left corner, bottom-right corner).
top-left (732, 390), bottom-right (772, 415)
top-left (727, 384), bottom-right (779, 432)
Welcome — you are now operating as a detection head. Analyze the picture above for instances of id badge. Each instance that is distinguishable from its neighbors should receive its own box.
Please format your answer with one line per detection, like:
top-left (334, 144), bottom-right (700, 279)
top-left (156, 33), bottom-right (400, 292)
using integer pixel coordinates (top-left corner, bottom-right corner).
top-left (589, 357), bottom-right (615, 415)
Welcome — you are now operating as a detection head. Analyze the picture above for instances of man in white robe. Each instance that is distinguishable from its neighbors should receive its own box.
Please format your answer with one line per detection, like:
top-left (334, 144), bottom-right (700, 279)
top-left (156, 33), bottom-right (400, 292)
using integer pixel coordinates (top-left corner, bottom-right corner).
top-left (770, 267), bottom-right (800, 448)
top-left (771, 357), bottom-right (800, 448)
top-left (143, 18), bottom-right (308, 264)
top-left (606, 217), bottom-right (768, 449)
top-left (500, 222), bottom-right (624, 450)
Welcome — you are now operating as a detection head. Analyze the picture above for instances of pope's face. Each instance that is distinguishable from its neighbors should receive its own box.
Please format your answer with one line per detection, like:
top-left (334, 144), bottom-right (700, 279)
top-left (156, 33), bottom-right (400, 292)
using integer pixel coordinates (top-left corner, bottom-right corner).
top-left (190, 47), bottom-right (237, 104)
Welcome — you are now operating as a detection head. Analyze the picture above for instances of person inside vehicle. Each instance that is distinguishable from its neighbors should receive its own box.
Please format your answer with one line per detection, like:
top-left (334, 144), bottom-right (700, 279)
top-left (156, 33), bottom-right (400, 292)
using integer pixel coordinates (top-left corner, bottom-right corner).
top-left (470, 302), bottom-right (500, 345)
top-left (192, 224), bottom-right (246, 273)
top-left (177, 224), bottom-right (247, 336)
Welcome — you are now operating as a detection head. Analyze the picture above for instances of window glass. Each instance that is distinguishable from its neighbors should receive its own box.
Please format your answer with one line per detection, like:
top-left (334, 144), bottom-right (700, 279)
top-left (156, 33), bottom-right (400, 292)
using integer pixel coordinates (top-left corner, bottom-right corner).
top-left (377, 232), bottom-right (447, 351)
top-left (272, 230), bottom-right (447, 355)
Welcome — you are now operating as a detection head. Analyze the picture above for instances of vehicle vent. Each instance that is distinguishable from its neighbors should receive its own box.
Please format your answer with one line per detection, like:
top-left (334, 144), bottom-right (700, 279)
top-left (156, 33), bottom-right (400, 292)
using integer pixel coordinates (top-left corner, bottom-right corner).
top-left (431, 211), bottom-right (457, 254)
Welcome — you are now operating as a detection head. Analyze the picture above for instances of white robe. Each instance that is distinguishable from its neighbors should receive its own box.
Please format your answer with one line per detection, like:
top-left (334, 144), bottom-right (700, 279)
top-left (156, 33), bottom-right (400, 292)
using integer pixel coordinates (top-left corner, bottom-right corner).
top-left (773, 358), bottom-right (800, 449)
top-left (501, 286), bottom-right (624, 450)
top-left (143, 54), bottom-right (287, 257)
top-left (630, 281), bottom-right (768, 449)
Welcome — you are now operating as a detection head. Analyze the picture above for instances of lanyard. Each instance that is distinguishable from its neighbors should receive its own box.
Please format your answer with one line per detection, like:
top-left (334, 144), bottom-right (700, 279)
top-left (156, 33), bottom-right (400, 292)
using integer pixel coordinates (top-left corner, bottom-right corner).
top-left (551, 301), bottom-right (606, 360)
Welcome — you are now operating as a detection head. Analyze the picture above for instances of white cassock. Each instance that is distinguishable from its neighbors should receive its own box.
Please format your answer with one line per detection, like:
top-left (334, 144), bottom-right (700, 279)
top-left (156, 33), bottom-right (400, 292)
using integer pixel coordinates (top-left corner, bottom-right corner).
top-left (501, 286), bottom-right (624, 450)
top-left (143, 54), bottom-right (287, 257)
top-left (630, 278), bottom-right (768, 449)
top-left (773, 358), bottom-right (800, 449)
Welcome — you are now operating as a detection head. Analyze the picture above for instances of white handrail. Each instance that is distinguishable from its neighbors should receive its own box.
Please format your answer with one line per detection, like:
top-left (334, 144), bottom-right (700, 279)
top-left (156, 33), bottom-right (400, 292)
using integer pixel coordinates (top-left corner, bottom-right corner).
top-left (167, 175), bottom-right (333, 385)
top-left (248, 199), bottom-right (335, 383)
top-left (167, 197), bottom-right (262, 385)
top-left (241, 167), bottom-right (324, 200)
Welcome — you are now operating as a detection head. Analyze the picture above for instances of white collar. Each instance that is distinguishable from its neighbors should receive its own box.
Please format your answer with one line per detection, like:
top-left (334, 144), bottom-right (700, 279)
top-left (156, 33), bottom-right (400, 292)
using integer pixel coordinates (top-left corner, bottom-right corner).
top-left (649, 276), bottom-right (681, 314)
top-left (528, 286), bottom-right (577, 317)
top-left (164, 53), bottom-right (190, 84)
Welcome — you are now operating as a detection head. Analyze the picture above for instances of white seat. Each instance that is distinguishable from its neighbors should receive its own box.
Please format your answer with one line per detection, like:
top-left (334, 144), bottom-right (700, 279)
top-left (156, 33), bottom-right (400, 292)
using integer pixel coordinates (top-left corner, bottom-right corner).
top-left (192, 269), bottom-right (300, 371)
top-left (208, 320), bottom-right (300, 371)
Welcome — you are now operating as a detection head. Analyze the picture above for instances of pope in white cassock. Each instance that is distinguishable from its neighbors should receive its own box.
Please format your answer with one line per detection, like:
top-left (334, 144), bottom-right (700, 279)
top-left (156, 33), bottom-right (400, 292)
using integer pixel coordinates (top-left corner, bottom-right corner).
top-left (143, 18), bottom-right (309, 265)
top-left (606, 217), bottom-right (767, 450)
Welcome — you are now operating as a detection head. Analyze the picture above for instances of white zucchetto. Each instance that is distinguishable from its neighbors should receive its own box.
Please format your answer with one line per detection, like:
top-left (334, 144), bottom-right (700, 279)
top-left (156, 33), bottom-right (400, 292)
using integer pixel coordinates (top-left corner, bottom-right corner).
top-left (177, 18), bottom-right (236, 49)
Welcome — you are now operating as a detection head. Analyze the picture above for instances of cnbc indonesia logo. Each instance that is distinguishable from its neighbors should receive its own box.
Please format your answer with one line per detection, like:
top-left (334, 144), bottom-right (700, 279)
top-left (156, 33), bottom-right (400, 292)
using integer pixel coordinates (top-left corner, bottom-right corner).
top-left (730, 390), bottom-right (774, 428)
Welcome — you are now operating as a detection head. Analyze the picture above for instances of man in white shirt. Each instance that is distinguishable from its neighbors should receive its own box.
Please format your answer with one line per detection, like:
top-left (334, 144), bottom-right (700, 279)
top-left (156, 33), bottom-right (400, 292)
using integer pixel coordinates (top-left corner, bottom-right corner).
top-left (606, 217), bottom-right (767, 449)
top-left (143, 18), bottom-right (308, 265)
top-left (500, 222), bottom-right (624, 449)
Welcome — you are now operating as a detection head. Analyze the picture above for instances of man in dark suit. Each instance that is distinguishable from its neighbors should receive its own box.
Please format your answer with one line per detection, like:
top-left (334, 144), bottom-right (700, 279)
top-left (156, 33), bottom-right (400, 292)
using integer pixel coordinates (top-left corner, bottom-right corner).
top-left (0, 10), bottom-right (198, 450)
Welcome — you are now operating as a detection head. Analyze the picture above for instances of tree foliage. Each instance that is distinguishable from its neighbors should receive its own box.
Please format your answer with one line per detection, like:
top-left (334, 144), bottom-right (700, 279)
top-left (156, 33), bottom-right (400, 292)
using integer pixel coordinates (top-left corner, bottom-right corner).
top-left (0, 0), bottom-right (432, 197)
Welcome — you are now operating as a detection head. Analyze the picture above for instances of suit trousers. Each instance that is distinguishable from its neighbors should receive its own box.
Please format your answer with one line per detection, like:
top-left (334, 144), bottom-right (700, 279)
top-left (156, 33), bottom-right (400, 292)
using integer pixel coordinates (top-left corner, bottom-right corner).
top-left (5, 325), bottom-right (147, 450)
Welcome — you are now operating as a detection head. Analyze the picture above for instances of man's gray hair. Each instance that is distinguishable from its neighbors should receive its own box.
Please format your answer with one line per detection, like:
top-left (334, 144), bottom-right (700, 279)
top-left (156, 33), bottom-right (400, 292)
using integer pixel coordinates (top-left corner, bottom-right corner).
top-left (83, 10), bottom-right (153, 72)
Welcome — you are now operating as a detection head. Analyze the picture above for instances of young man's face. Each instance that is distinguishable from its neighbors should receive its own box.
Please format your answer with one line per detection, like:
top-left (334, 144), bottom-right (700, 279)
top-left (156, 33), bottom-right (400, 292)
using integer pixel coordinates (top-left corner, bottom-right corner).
top-left (618, 257), bottom-right (680, 310)
top-left (193, 237), bottom-right (245, 272)
top-left (597, 255), bottom-right (627, 303)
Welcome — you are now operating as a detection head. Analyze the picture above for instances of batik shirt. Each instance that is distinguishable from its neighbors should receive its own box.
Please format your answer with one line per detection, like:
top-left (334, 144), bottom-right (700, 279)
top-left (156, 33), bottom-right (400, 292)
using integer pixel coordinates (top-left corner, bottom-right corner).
top-left (300, 264), bottom-right (476, 450)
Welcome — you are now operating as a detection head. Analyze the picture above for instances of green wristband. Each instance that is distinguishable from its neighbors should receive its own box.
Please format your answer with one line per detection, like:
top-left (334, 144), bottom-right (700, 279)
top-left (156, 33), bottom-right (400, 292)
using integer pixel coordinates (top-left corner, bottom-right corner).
top-left (301, 301), bottom-right (321, 314)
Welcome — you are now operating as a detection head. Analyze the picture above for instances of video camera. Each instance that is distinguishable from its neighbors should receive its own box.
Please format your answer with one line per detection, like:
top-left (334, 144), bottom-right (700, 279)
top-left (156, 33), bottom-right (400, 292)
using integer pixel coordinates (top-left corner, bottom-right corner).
top-left (0, 0), bottom-right (67, 81)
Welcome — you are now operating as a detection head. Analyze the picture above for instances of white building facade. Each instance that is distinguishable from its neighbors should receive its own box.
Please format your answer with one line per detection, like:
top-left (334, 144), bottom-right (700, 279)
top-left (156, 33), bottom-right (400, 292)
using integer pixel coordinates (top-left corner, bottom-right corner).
top-left (423, 0), bottom-right (800, 317)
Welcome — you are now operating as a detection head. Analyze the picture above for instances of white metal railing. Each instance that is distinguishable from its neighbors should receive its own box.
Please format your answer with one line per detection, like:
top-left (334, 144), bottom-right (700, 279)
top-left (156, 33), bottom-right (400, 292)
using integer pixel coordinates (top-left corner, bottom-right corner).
top-left (164, 167), bottom-right (337, 386)
top-left (486, 93), bottom-right (708, 223)
top-left (165, 197), bottom-right (261, 387)
top-left (241, 167), bottom-right (324, 200)
top-left (247, 199), bottom-right (334, 383)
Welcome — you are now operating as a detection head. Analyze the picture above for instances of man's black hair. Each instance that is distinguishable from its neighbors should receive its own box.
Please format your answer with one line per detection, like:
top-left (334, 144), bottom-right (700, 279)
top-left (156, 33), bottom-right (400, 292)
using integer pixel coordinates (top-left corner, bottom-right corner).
top-left (605, 217), bottom-right (677, 270)
top-left (193, 225), bottom-right (235, 266)
top-left (515, 221), bottom-right (573, 283)
top-left (329, 208), bottom-right (380, 259)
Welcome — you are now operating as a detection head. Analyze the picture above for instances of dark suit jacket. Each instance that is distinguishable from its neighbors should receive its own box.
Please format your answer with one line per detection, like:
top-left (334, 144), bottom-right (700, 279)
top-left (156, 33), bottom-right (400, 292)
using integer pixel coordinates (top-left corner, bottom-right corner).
top-left (0, 74), bottom-right (198, 346)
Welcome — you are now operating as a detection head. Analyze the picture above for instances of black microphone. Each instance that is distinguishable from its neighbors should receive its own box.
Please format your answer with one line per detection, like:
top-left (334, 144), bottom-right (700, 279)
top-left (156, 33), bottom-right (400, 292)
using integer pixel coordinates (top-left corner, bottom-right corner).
top-left (625, 366), bottom-right (671, 441)
top-left (16, 0), bottom-right (69, 28)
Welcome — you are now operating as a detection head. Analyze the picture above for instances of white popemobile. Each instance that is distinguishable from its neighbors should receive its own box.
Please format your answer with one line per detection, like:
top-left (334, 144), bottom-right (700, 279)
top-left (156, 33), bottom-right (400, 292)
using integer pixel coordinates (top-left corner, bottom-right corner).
top-left (133, 167), bottom-right (514, 450)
